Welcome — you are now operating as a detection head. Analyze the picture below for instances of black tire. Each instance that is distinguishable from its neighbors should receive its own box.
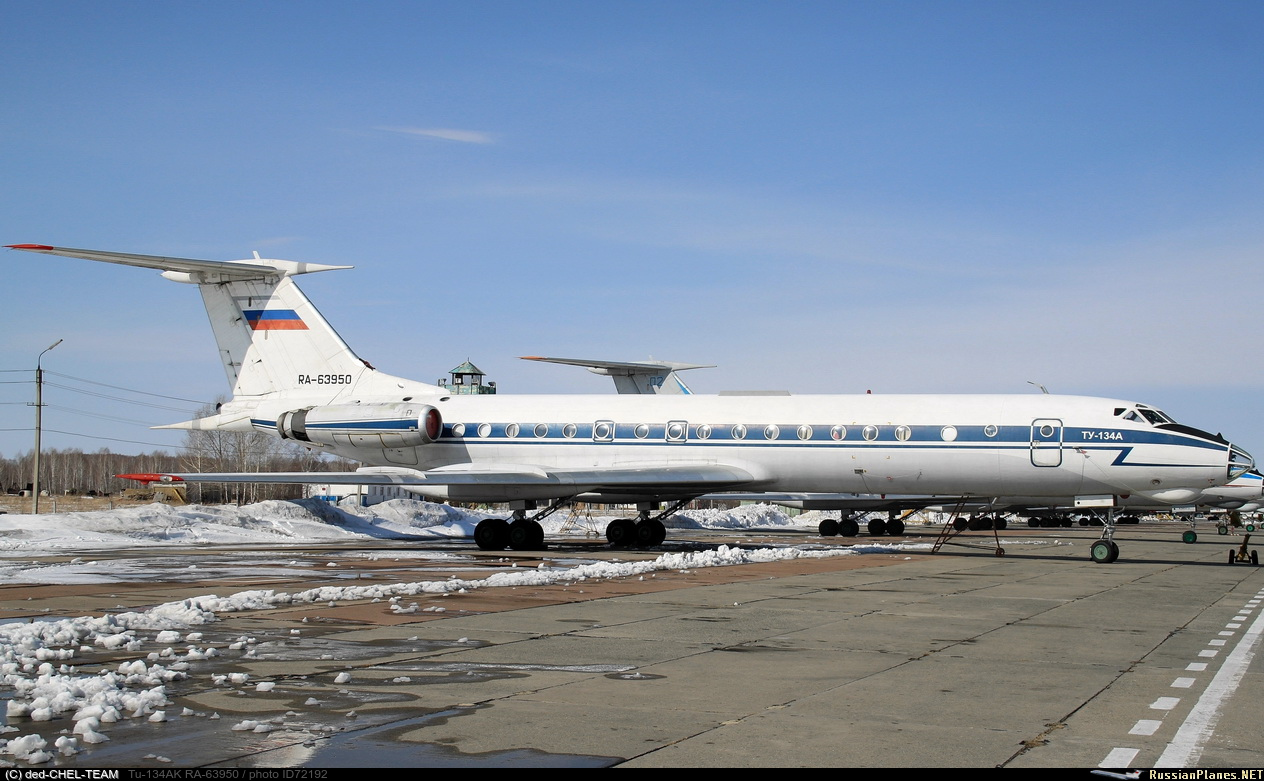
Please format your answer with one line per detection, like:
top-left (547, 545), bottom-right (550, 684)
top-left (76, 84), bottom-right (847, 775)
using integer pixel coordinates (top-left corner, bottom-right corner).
top-left (818, 518), bottom-right (839, 537)
top-left (953, 518), bottom-right (968, 531)
top-left (887, 518), bottom-right (905, 536)
top-left (606, 517), bottom-right (637, 547)
top-left (995, 517), bottom-right (1008, 531)
top-left (839, 518), bottom-right (859, 537)
top-left (867, 518), bottom-right (887, 536)
top-left (635, 519), bottom-right (666, 547)
top-left (1028, 517), bottom-right (1040, 529)
top-left (1182, 530), bottom-right (1197, 544)
top-left (508, 520), bottom-right (539, 551)
top-left (474, 518), bottom-right (510, 551)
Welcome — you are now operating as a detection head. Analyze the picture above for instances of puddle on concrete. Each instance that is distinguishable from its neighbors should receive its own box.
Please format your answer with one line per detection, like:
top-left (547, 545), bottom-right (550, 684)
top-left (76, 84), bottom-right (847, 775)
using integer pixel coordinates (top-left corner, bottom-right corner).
top-left (231, 709), bottom-right (620, 768)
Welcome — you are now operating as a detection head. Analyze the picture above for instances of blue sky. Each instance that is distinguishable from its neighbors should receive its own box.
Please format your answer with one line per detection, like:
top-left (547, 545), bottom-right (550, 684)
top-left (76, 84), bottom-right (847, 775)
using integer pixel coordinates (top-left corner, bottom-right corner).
top-left (2, 1), bottom-right (1262, 460)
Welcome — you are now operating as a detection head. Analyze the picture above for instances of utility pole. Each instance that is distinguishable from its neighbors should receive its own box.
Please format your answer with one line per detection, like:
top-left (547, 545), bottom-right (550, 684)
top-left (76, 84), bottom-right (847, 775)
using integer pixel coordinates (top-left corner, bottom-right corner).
top-left (32, 338), bottom-right (62, 514)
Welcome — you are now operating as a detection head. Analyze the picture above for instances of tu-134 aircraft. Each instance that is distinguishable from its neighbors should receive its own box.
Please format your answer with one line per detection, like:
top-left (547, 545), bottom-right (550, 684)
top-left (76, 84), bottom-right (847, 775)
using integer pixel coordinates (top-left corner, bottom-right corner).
top-left (7, 243), bottom-right (1254, 563)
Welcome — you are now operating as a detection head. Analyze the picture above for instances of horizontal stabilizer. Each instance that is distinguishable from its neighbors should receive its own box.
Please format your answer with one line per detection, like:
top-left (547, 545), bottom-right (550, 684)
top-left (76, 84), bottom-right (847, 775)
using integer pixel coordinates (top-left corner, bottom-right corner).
top-left (6, 244), bottom-right (352, 280)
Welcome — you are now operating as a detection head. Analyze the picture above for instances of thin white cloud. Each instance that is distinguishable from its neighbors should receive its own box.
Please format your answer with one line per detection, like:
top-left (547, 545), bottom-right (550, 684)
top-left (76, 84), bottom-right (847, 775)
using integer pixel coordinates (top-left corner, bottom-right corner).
top-left (376, 126), bottom-right (496, 144)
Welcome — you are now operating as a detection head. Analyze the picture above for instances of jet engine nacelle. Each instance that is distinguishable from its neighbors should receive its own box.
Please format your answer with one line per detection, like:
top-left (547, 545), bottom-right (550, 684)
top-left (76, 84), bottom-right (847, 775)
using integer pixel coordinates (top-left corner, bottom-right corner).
top-left (277, 403), bottom-right (442, 449)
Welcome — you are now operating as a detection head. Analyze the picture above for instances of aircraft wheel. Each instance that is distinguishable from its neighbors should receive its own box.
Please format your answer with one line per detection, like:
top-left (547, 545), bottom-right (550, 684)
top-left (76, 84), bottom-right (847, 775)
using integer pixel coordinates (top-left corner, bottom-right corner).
top-left (995, 517), bottom-right (1008, 531)
top-left (508, 520), bottom-right (542, 551)
top-left (1090, 540), bottom-right (1117, 564)
top-left (606, 518), bottom-right (637, 547)
top-left (1182, 530), bottom-right (1197, 544)
top-left (1060, 515), bottom-right (1073, 528)
top-left (635, 519), bottom-right (666, 547)
top-left (887, 518), bottom-right (905, 537)
top-left (867, 518), bottom-right (887, 536)
top-left (818, 518), bottom-right (839, 537)
top-left (953, 518), bottom-right (968, 531)
top-left (1218, 525), bottom-right (1229, 536)
top-left (528, 520), bottom-right (545, 550)
top-left (1027, 517), bottom-right (1040, 529)
top-left (474, 518), bottom-right (510, 551)
top-left (839, 518), bottom-right (859, 537)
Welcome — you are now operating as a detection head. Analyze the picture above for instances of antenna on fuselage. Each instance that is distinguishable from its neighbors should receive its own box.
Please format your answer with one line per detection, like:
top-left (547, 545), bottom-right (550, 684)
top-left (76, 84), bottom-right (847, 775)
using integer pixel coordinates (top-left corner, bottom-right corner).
top-left (1027, 381), bottom-right (1050, 394)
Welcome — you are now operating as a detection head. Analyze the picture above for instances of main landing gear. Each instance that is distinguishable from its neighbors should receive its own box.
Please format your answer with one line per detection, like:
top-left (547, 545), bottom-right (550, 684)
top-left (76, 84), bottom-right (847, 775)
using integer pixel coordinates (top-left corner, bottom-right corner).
top-left (474, 498), bottom-right (573, 552)
top-left (473, 498), bottom-right (685, 551)
top-left (605, 499), bottom-right (691, 548)
top-left (818, 512), bottom-right (905, 538)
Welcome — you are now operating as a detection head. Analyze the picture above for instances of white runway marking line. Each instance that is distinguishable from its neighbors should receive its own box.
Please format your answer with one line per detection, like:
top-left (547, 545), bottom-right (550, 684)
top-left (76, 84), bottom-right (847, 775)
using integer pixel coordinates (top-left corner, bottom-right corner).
top-left (1101, 747), bottom-right (1140, 768)
top-left (1099, 589), bottom-right (1264, 771)
top-left (1155, 588), bottom-right (1264, 768)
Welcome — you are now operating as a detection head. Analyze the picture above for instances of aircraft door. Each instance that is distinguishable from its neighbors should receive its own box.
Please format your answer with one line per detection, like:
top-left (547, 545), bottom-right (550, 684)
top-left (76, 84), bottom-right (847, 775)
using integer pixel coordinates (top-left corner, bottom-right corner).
top-left (1030, 419), bottom-right (1063, 467)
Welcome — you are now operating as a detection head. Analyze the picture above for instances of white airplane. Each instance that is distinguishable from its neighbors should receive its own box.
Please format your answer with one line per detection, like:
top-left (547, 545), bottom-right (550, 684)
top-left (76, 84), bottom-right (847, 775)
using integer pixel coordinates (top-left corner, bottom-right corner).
top-left (519, 355), bottom-right (713, 395)
top-left (8, 243), bottom-right (1254, 564)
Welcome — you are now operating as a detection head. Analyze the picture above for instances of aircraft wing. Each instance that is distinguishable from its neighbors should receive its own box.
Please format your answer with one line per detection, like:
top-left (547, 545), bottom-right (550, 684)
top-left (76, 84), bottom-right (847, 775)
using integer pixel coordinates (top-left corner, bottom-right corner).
top-left (158, 463), bottom-right (757, 493)
top-left (703, 492), bottom-right (976, 512)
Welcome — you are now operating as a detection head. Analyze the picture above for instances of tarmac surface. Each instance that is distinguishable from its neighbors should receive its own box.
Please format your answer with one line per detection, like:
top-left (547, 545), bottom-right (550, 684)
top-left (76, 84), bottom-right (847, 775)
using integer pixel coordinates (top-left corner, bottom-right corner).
top-left (3, 521), bottom-right (1264, 769)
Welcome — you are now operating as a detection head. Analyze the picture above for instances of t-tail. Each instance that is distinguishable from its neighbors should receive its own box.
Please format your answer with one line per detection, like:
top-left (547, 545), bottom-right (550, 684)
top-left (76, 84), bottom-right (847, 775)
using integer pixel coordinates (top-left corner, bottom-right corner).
top-left (5, 244), bottom-right (443, 431)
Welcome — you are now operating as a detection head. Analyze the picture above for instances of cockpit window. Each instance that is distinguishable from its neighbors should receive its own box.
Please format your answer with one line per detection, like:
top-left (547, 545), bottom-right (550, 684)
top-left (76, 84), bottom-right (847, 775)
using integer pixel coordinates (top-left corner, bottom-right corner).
top-left (1126, 406), bottom-right (1175, 425)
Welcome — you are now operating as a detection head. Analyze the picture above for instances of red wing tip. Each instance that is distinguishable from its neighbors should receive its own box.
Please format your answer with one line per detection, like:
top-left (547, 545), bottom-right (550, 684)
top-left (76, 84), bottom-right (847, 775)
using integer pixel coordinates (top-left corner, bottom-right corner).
top-left (6, 244), bottom-right (55, 250)
top-left (519, 355), bottom-right (544, 360)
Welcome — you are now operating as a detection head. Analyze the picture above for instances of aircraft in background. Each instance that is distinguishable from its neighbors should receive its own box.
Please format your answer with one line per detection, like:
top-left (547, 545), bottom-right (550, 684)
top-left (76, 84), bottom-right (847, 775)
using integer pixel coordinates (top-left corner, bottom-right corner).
top-left (520, 355), bottom-right (713, 395)
top-left (7, 243), bottom-right (1254, 564)
top-left (713, 469), bottom-right (1263, 543)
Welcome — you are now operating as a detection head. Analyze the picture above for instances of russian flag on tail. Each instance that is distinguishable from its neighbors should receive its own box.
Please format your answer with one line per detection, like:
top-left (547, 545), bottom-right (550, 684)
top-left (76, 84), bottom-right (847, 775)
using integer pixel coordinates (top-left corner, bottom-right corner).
top-left (244, 309), bottom-right (308, 330)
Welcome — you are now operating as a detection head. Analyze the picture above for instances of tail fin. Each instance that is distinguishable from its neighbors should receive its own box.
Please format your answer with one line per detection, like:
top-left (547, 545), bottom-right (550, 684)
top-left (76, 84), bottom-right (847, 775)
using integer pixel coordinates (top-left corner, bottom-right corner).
top-left (7, 244), bottom-right (378, 398)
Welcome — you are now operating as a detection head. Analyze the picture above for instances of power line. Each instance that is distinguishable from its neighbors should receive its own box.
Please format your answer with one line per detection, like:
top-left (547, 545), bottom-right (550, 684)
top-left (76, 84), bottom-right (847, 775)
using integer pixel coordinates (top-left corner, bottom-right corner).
top-left (46, 371), bottom-right (211, 405)
top-left (43, 382), bottom-right (201, 413)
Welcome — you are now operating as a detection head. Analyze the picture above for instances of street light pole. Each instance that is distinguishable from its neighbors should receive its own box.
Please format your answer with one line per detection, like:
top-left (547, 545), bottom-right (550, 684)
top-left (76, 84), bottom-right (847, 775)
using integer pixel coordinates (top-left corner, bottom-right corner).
top-left (32, 338), bottom-right (62, 514)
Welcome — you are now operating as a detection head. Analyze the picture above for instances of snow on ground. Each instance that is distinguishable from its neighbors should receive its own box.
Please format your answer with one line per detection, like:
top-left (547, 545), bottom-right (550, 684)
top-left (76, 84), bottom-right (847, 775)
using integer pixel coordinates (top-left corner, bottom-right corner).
top-left (0, 497), bottom-right (949, 763)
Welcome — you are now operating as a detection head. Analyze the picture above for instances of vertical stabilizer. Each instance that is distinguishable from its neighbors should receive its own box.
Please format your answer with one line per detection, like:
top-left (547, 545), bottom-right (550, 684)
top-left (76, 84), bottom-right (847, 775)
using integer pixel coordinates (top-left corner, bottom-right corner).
top-left (199, 273), bottom-right (371, 397)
